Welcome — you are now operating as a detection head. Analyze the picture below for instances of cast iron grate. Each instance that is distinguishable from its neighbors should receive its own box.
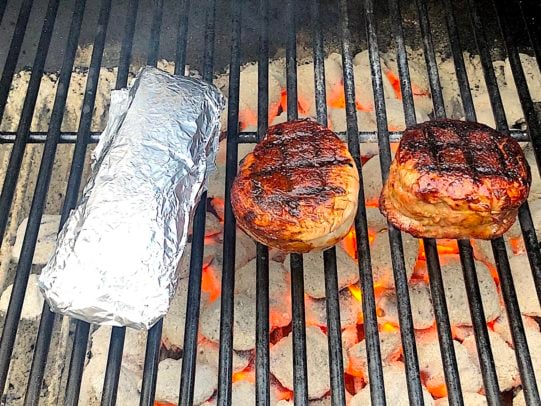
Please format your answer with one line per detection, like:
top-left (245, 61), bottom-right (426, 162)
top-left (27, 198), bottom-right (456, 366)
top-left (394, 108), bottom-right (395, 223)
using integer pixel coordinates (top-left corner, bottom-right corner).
top-left (0, 0), bottom-right (540, 405)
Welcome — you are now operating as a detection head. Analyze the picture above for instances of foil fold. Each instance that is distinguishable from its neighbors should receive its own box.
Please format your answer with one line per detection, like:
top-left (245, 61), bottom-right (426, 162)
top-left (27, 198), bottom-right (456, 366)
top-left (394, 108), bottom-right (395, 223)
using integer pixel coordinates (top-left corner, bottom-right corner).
top-left (39, 67), bottom-right (225, 329)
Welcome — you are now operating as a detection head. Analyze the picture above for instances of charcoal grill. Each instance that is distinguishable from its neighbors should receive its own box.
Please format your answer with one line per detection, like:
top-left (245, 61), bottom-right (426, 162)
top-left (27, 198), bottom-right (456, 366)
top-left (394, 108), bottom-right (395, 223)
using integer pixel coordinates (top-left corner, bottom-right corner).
top-left (0, 0), bottom-right (540, 404)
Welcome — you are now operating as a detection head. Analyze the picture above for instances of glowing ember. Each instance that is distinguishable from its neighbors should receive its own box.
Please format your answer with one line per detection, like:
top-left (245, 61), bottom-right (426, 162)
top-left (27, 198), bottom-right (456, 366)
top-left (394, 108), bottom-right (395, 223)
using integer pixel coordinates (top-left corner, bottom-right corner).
top-left (154, 402), bottom-right (176, 406)
top-left (384, 70), bottom-right (430, 100)
top-left (341, 227), bottom-right (378, 260)
top-left (201, 265), bottom-right (221, 302)
top-left (232, 368), bottom-right (255, 384)
top-left (418, 239), bottom-right (459, 261)
top-left (508, 236), bottom-right (525, 255)
top-left (381, 322), bottom-right (399, 333)
top-left (239, 108), bottom-right (258, 131)
top-left (426, 382), bottom-right (447, 398)
top-left (349, 284), bottom-right (362, 302)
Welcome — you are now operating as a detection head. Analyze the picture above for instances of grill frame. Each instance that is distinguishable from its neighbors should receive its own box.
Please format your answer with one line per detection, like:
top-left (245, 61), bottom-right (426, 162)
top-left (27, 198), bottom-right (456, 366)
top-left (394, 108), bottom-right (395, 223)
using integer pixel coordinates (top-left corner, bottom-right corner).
top-left (0, 0), bottom-right (539, 405)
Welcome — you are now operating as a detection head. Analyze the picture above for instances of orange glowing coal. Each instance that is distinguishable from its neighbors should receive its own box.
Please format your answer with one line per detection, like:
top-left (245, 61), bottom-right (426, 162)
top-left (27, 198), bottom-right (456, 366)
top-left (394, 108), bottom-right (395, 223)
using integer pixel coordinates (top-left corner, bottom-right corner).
top-left (341, 227), bottom-right (377, 260)
top-left (384, 70), bottom-right (430, 100)
top-left (418, 239), bottom-right (459, 261)
top-left (508, 236), bottom-right (525, 255)
top-left (201, 265), bottom-right (221, 302)
top-left (154, 402), bottom-right (176, 406)
top-left (349, 284), bottom-right (362, 302)
top-left (427, 383), bottom-right (447, 398)
top-left (381, 322), bottom-right (399, 333)
top-left (232, 368), bottom-right (255, 384)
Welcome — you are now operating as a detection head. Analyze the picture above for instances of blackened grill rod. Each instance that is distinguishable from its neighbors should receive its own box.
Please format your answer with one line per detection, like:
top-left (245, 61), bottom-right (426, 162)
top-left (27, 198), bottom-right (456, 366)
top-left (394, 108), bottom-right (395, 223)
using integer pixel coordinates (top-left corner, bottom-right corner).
top-left (311, 0), bottom-right (346, 404)
top-left (465, 0), bottom-right (541, 315)
top-left (175, 0), bottom-right (190, 75)
top-left (465, 2), bottom-right (541, 403)
top-left (22, 2), bottom-right (88, 402)
top-left (0, 129), bottom-right (531, 144)
top-left (416, 1), bottom-right (504, 404)
top-left (0, 0), bottom-right (6, 25)
top-left (285, 1), bottom-right (310, 403)
top-left (147, 0), bottom-right (164, 68)
top-left (442, 2), bottom-right (503, 403)
top-left (391, 0), bottom-right (464, 405)
top-left (337, 0), bottom-right (386, 404)
top-left (364, 1), bottom-right (429, 404)
top-left (493, 0), bottom-right (541, 176)
top-left (215, 1), bottom-right (241, 405)
top-left (255, 0), bottom-right (271, 404)
top-left (0, 0), bottom-right (58, 249)
top-left (0, 0), bottom-right (61, 389)
top-left (99, 3), bottom-right (140, 403)
top-left (62, 0), bottom-right (113, 403)
top-left (0, 0), bottom-right (34, 124)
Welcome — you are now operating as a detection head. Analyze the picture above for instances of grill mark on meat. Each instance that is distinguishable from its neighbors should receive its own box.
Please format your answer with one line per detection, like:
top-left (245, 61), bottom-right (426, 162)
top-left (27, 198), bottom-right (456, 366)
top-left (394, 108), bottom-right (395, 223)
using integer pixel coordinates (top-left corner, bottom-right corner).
top-left (404, 120), bottom-right (526, 182)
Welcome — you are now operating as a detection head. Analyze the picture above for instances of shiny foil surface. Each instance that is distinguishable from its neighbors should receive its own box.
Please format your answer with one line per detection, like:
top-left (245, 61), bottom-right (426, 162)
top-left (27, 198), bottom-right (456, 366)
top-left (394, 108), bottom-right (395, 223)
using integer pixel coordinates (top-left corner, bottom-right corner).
top-left (39, 67), bottom-right (226, 329)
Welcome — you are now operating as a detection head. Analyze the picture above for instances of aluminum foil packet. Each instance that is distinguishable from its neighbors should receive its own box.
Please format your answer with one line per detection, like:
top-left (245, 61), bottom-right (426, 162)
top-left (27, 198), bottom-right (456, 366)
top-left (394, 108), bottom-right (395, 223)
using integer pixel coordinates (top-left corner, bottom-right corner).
top-left (39, 66), bottom-right (225, 329)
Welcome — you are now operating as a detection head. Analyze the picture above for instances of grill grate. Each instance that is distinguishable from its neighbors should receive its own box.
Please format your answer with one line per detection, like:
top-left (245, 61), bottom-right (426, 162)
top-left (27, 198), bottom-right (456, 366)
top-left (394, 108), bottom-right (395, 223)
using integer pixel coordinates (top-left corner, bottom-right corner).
top-left (0, 0), bottom-right (540, 405)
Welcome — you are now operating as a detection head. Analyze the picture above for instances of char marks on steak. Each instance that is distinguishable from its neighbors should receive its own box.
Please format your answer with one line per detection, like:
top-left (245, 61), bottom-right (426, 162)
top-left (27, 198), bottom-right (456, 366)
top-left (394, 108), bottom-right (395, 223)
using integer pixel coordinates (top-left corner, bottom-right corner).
top-left (380, 119), bottom-right (530, 239)
top-left (231, 119), bottom-right (359, 253)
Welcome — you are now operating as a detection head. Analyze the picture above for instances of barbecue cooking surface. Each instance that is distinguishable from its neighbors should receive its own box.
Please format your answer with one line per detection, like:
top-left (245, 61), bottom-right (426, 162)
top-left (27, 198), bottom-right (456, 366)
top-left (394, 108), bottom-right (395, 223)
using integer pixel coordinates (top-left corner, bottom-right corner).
top-left (231, 119), bottom-right (359, 252)
top-left (380, 119), bottom-right (531, 239)
top-left (1, 0), bottom-right (541, 405)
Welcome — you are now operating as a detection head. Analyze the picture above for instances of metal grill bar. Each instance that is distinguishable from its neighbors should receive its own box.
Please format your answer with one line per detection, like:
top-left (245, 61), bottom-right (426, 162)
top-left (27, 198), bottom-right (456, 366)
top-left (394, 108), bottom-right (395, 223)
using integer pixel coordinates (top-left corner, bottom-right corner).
top-left (0, 0), bottom-right (33, 123)
top-left (21, 1), bottom-right (88, 403)
top-left (284, 1), bottom-right (310, 403)
top-left (418, 0), bottom-right (507, 403)
top-left (517, 1), bottom-right (540, 68)
top-left (175, 0), bottom-right (190, 74)
top-left (99, 1), bottom-right (139, 403)
top-left (364, 1), bottom-right (428, 404)
top-left (0, 0), bottom-right (58, 249)
top-left (62, 0), bottom-right (113, 403)
top-left (311, 0), bottom-right (347, 404)
top-left (0, 128), bottom-right (531, 144)
top-left (0, 0), bottom-right (61, 395)
top-left (255, 0), bottom-right (271, 404)
top-left (0, 0), bottom-right (7, 25)
top-left (338, 1), bottom-right (386, 404)
top-left (216, 0), bottom-right (241, 404)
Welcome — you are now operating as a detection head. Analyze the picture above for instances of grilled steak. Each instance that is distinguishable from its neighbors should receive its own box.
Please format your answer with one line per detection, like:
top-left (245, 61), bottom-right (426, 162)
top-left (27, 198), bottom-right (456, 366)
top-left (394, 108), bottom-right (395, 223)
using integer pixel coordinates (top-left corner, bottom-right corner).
top-left (231, 119), bottom-right (359, 253)
top-left (380, 119), bottom-right (530, 239)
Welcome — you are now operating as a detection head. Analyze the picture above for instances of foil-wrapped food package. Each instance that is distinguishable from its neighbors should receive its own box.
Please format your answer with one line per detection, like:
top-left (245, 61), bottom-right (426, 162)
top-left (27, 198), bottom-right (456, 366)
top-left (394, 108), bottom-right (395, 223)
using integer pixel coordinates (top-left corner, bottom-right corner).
top-left (39, 67), bottom-right (226, 329)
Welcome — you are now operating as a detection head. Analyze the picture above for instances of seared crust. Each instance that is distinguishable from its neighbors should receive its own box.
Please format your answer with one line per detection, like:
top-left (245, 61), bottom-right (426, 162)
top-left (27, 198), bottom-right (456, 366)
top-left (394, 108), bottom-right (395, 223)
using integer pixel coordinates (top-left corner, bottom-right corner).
top-left (380, 119), bottom-right (530, 239)
top-left (231, 119), bottom-right (359, 253)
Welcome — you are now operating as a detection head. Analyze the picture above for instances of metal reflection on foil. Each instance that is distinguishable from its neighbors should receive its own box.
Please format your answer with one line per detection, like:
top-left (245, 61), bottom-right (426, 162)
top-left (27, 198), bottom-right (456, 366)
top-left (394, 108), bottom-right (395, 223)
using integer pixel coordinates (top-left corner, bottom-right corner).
top-left (39, 66), bottom-right (226, 329)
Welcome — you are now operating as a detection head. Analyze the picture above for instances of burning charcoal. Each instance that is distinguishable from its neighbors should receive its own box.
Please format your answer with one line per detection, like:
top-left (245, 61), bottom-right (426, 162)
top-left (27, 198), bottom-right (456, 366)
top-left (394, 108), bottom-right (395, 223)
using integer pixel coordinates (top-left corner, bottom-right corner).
top-left (305, 288), bottom-right (362, 329)
top-left (235, 259), bottom-right (291, 328)
top-left (463, 331), bottom-right (520, 391)
top-left (506, 199), bottom-right (541, 243)
top-left (89, 325), bottom-right (147, 371)
top-left (416, 333), bottom-right (482, 396)
top-left (362, 155), bottom-right (384, 206)
top-left (352, 51), bottom-right (396, 113)
top-left (349, 363), bottom-right (435, 406)
top-left (435, 392), bottom-right (487, 405)
top-left (347, 331), bottom-right (402, 378)
top-left (377, 280), bottom-right (434, 330)
top-left (163, 278), bottom-right (212, 350)
top-left (0, 274), bottom-right (43, 320)
top-left (452, 325), bottom-right (474, 341)
top-left (80, 356), bottom-right (140, 406)
top-left (421, 256), bottom-right (501, 326)
top-left (11, 214), bottom-right (60, 265)
top-left (366, 207), bottom-right (388, 232)
top-left (197, 338), bottom-right (251, 374)
top-left (200, 293), bottom-right (256, 351)
top-left (524, 144), bottom-right (541, 199)
top-left (177, 242), bottom-right (214, 280)
top-left (342, 325), bottom-right (360, 351)
top-left (370, 230), bottom-right (419, 289)
top-left (492, 312), bottom-right (540, 345)
top-left (284, 246), bottom-right (359, 299)
top-left (236, 63), bottom-right (282, 132)
top-left (270, 326), bottom-right (342, 399)
top-left (508, 253), bottom-right (541, 317)
top-left (328, 108), bottom-right (376, 133)
top-left (384, 98), bottom-right (430, 131)
top-left (148, 358), bottom-right (217, 405)
top-left (202, 380), bottom-right (280, 405)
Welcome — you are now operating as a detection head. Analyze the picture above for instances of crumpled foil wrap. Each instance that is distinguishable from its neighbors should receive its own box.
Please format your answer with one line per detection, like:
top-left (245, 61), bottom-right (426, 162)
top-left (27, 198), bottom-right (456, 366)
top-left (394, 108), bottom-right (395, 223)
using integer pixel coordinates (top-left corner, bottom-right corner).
top-left (39, 66), bottom-right (225, 329)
